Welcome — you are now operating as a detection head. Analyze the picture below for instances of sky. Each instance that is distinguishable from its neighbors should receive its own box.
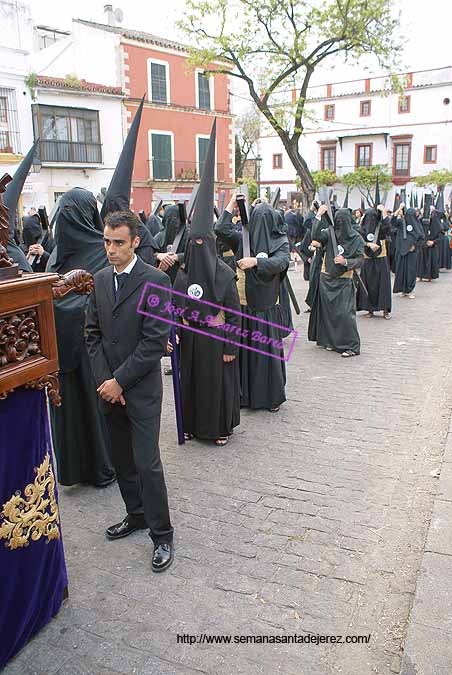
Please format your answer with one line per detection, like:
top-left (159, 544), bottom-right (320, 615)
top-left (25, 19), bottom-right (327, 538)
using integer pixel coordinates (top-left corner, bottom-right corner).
top-left (28, 0), bottom-right (452, 95)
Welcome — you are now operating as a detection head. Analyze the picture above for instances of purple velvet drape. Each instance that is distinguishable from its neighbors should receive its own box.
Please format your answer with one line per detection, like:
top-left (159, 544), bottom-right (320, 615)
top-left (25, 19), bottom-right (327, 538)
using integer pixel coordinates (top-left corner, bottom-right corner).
top-left (0, 388), bottom-right (68, 669)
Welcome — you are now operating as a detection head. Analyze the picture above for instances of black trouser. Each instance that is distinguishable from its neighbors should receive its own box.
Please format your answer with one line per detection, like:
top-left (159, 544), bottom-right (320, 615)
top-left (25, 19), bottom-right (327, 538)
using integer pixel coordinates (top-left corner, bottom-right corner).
top-left (105, 408), bottom-right (173, 544)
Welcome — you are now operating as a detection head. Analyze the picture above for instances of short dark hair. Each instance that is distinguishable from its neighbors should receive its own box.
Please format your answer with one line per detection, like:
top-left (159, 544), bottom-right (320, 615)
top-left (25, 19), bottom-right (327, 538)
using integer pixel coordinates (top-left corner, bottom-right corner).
top-left (104, 210), bottom-right (140, 239)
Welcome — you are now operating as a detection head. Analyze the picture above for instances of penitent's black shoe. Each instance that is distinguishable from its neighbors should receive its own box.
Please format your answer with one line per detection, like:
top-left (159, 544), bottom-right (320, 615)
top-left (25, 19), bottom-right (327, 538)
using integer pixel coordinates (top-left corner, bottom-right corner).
top-left (152, 542), bottom-right (174, 573)
top-left (106, 515), bottom-right (147, 540)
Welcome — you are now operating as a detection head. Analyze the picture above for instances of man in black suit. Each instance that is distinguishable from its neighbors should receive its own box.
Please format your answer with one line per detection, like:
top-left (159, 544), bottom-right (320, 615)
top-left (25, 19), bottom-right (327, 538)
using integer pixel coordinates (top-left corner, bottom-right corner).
top-left (85, 210), bottom-right (174, 572)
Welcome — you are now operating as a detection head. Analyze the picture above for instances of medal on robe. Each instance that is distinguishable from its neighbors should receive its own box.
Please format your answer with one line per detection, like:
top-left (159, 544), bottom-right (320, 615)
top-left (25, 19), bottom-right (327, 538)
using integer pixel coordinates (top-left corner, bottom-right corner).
top-left (406, 224), bottom-right (413, 232)
top-left (187, 283), bottom-right (203, 299)
top-left (337, 245), bottom-right (344, 255)
top-left (256, 252), bottom-right (268, 259)
top-left (367, 233), bottom-right (375, 242)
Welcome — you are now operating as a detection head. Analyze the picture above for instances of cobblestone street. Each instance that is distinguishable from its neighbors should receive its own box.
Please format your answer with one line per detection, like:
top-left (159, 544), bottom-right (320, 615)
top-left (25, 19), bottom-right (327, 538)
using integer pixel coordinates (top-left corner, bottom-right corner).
top-left (5, 268), bottom-right (452, 675)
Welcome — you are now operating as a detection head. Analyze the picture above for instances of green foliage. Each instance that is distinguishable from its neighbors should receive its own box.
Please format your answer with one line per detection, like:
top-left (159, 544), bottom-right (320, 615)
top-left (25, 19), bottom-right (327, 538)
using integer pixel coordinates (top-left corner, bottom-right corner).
top-left (237, 176), bottom-right (258, 202)
top-left (24, 72), bottom-right (38, 101)
top-left (342, 165), bottom-right (392, 206)
top-left (311, 170), bottom-right (338, 188)
top-left (414, 169), bottom-right (452, 189)
top-left (64, 73), bottom-right (81, 88)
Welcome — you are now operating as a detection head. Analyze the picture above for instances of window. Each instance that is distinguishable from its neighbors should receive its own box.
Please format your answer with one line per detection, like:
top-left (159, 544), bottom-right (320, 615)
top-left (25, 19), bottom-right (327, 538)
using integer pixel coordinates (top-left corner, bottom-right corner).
top-left (355, 143), bottom-right (372, 168)
top-left (398, 95), bottom-right (411, 114)
top-left (320, 146), bottom-right (336, 172)
top-left (324, 104), bottom-right (335, 121)
top-left (424, 145), bottom-right (437, 164)
top-left (360, 100), bottom-right (371, 117)
top-left (32, 105), bottom-right (102, 163)
top-left (0, 88), bottom-right (19, 153)
top-left (148, 60), bottom-right (170, 104)
top-left (197, 136), bottom-right (210, 178)
top-left (273, 153), bottom-right (283, 169)
top-left (393, 143), bottom-right (411, 176)
top-left (197, 72), bottom-right (211, 111)
top-left (150, 131), bottom-right (173, 180)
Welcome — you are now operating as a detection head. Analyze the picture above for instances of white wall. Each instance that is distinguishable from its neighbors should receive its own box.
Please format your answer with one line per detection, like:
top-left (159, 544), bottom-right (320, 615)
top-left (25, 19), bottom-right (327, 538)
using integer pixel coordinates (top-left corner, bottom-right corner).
top-left (259, 70), bottom-right (452, 206)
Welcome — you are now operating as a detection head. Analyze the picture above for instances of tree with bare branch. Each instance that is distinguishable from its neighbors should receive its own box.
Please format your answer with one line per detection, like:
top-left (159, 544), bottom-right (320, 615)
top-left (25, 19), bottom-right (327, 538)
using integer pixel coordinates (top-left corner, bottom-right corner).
top-left (179, 0), bottom-right (402, 203)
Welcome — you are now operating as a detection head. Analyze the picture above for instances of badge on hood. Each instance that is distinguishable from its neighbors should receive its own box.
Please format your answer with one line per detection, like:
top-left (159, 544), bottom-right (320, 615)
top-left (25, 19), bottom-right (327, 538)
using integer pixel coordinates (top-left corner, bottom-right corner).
top-left (187, 283), bottom-right (203, 299)
top-left (256, 252), bottom-right (268, 259)
top-left (367, 233), bottom-right (375, 242)
top-left (337, 245), bottom-right (345, 255)
top-left (406, 224), bottom-right (413, 232)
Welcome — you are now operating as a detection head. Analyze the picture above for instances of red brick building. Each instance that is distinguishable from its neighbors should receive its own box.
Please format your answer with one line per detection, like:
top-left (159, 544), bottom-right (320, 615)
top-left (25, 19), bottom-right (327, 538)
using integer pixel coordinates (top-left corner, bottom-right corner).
top-left (76, 19), bottom-right (235, 211)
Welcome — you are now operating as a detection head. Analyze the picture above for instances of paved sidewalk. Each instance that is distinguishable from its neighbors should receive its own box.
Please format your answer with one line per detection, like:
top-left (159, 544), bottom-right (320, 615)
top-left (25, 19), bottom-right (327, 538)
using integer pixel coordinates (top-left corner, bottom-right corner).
top-left (5, 270), bottom-right (452, 675)
top-left (401, 413), bottom-right (452, 675)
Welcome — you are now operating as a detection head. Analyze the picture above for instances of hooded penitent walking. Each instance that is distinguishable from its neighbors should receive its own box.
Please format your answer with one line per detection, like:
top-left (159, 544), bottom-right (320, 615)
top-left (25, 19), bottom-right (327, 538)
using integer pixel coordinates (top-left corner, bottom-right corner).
top-left (173, 120), bottom-right (241, 445)
top-left (356, 206), bottom-right (392, 318)
top-left (308, 207), bottom-right (364, 357)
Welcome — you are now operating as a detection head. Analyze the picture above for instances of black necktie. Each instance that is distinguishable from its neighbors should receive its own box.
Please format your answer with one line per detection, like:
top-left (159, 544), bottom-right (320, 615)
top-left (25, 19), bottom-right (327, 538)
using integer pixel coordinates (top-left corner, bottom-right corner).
top-left (114, 272), bottom-right (128, 301)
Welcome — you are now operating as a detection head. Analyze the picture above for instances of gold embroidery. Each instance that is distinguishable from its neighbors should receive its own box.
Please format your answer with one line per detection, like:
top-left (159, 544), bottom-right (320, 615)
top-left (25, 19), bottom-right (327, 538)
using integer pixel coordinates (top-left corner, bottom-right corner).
top-left (321, 258), bottom-right (353, 278)
top-left (0, 452), bottom-right (60, 550)
top-left (236, 267), bottom-right (247, 305)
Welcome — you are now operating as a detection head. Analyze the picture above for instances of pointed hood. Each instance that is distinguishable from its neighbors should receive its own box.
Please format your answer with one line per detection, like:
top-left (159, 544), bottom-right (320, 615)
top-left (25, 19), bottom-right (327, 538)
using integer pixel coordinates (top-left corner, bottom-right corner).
top-left (173, 119), bottom-right (235, 322)
top-left (189, 118), bottom-right (216, 237)
top-left (423, 192), bottom-right (433, 219)
top-left (100, 96), bottom-right (145, 220)
top-left (360, 196), bottom-right (365, 211)
top-left (435, 188), bottom-right (445, 213)
top-left (4, 140), bottom-right (39, 238)
top-left (342, 187), bottom-right (349, 209)
top-left (393, 192), bottom-right (401, 211)
top-left (374, 175), bottom-right (381, 206)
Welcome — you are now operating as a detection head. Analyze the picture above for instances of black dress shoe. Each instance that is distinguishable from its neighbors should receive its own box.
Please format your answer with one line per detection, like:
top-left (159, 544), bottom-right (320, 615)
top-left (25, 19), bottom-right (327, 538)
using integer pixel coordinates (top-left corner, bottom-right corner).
top-left (106, 515), bottom-right (147, 540)
top-left (152, 542), bottom-right (174, 573)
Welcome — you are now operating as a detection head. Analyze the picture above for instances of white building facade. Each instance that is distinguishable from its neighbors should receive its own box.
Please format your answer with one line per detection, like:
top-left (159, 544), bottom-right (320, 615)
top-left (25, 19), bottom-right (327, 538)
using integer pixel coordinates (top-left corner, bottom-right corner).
top-left (0, 2), bottom-right (125, 213)
top-left (258, 67), bottom-right (452, 208)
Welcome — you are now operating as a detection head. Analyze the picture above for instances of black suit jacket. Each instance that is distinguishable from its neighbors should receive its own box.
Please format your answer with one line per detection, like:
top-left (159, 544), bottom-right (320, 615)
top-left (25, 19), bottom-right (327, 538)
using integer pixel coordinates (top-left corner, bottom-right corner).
top-left (85, 256), bottom-right (171, 417)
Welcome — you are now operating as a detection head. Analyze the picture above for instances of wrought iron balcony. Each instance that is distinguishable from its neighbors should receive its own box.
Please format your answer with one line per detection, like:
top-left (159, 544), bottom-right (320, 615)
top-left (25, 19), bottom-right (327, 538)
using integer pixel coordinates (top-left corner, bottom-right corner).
top-left (37, 139), bottom-right (103, 164)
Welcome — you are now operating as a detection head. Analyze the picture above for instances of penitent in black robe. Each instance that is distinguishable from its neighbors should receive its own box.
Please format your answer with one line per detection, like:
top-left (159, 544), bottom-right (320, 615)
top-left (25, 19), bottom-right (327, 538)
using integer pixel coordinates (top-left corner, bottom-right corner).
top-left (309, 209), bottom-right (364, 354)
top-left (174, 258), bottom-right (241, 439)
top-left (417, 213), bottom-right (441, 280)
top-left (356, 210), bottom-right (392, 313)
top-left (46, 189), bottom-right (115, 486)
top-left (393, 209), bottom-right (424, 294)
top-left (153, 205), bottom-right (188, 284)
top-left (216, 205), bottom-right (290, 410)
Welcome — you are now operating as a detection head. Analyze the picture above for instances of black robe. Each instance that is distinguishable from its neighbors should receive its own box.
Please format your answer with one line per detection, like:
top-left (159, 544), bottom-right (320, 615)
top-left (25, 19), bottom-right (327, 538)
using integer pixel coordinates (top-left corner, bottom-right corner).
top-left (309, 209), bottom-right (364, 354)
top-left (356, 211), bottom-right (392, 313)
top-left (174, 235), bottom-right (241, 439)
top-left (393, 209), bottom-right (424, 294)
top-left (417, 212), bottom-right (441, 280)
top-left (216, 205), bottom-right (290, 410)
top-left (46, 189), bottom-right (115, 487)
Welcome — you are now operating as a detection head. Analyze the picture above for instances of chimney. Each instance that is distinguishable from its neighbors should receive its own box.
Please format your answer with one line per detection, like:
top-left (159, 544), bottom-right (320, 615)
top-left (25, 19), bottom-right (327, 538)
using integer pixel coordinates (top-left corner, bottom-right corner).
top-left (104, 4), bottom-right (116, 26)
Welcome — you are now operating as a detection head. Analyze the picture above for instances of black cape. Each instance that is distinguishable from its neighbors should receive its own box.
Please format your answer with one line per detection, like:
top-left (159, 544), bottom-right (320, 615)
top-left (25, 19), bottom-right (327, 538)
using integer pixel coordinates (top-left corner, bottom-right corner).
top-left (173, 234), bottom-right (240, 439)
top-left (309, 209), bottom-right (364, 353)
top-left (216, 203), bottom-right (290, 409)
top-left (46, 188), bottom-right (114, 486)
top-left (357, 210), bottom-right (392, 312)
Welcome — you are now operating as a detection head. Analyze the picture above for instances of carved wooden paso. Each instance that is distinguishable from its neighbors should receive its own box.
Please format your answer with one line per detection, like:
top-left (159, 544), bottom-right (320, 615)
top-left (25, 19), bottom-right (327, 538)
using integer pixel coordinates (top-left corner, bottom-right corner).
top-left (0, 173), bottom-right (20, 280)
top-left (0, 269), bottom-right (94, 404)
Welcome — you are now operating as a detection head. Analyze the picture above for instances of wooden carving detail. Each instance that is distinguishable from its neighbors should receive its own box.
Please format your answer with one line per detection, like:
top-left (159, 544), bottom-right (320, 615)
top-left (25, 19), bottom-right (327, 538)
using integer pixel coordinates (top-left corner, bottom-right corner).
top-left (0, 310), bottom-right (41, 366)
top-left (0, 173), bottom-right (14, 271)
top-left (25, 372), bottom-right (61, 406)
top-left (52, 269), bottom-right (94, 298)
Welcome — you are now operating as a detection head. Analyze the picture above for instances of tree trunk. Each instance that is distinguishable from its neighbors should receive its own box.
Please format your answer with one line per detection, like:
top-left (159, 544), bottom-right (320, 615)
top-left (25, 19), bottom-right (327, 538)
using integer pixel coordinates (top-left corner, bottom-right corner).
top-left (280, 135), bottom-right (315, 211)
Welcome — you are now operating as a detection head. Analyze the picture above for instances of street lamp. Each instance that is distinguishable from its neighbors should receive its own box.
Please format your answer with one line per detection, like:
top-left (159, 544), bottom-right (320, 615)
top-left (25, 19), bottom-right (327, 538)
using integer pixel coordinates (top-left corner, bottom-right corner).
top-left (255, 154), bottom-right (262, 199)
top-left (31, 153), bottom-right (42, 174)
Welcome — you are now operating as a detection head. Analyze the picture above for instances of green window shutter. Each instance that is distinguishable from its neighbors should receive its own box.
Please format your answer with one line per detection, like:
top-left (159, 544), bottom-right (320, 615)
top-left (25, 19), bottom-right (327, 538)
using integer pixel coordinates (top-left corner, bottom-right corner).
top-left (152, 133), bottom-right (172, 179)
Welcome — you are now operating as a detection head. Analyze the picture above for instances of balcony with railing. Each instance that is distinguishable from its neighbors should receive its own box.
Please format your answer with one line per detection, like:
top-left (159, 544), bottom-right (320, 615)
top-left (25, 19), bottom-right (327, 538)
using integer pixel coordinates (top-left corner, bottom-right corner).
top-left (37, 139), bottom-right (103, 164)
top-left (149, 159), bottom-right (225, 182)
